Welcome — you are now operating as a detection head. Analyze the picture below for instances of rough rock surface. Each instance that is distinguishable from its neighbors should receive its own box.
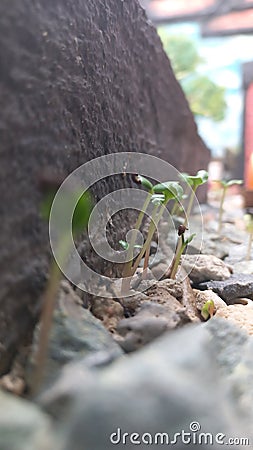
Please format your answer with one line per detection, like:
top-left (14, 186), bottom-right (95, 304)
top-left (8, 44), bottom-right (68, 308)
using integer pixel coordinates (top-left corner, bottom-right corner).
top-left (87, 277), bottom-right (199, 352)
top-left (0, 388), bottom-right (55, 450)
top-left (215, 301), bottom-right (253, 335)
top-left (90, 297), bottom-right (125, 333)
top-left (206, 318), bottom-right (249, 374)
top-left (198, 274), bottom-right (253, 303)
top-left (40, 319), bottom-right (253, 450)
top-left (232, 260), bottom-right (253, 274)
top-left (183, 254), bottom-right (232, 284)
top-left (0, 0), bottom-right (209, 375)
top-left (116, 299), bottom-right (190, 352)
top-left (28, 281), bottom-right (123, 387)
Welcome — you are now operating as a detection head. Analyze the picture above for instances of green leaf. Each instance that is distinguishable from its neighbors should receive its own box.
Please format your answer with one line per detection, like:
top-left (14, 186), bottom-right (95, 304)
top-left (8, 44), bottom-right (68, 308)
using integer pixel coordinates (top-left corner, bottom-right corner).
top-left (119, 240), bottom-right (129, 250)
top-left (119, 240), bottom-right (142, 251)
top-left (184, 233), bottom-right (196, 246)
top-left (225, 179), bottom-right (243, 188)
top-left (72, 191), bottom-right (93, 235)
top-left (201, 300), bottom-right (215, 320)
top-left (179, 172), bottom-right (193, 186)
top-left (196, 169), bottom-right (209, 183)
top-left (153, 181), bottom-right (184, 201)
top-left (40, 191), bottom-right (55, 222)
top-left (214, 179), bottom-right (243, 188)
top-left (41, 188), bottom-right (93, 236)
top-left (183, 170), bottom-right (208, 188)
top-left (133, 175), bottom-right (153, 192)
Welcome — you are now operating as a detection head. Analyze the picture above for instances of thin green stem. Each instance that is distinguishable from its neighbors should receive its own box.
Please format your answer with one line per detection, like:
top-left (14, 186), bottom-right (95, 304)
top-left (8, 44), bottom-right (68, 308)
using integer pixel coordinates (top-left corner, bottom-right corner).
top-left (246, 231), bottom-right (253, 261)
top-left (131, 203), bottom-right (166, 275)
top-left (218, 186), bottom-right (227, 234)
top-left (170, 236), bottom-right (185, 279)
top-left (142, 243), bottom-right (150, 280)
top-left (122, 193), bottom-right (151, 280)
top-left (171, 199), bottom-right (179, 215)
top-left (31, 234), bottom-right (71, 395)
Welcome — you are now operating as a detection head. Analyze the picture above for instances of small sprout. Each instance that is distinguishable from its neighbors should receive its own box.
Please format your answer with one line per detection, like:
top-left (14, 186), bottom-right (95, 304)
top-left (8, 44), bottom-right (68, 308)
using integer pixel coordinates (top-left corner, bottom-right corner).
top-left (169, 226), bottom-right (196, 279)
top-left (121, 174), bottom-right (154, 293)
top-left (121, 174), bottom-right (202, 291)
top-left (33, 186), bottom-right (92, 394)
top-left (119, 239), bottom-right (129, 250)
top-left (201, 300), bottom-right (215, 320)
top-left (41, 188), bottom-right (92, 236)
top-left (132, 174), bottom-right (154, 192)
top-left (184, 233), bottom-right (196, 246)
top-left (121, 180), bottom-right (184, 293)
top-left (216, 179), bottom-right (243, 233)
top-left (171, 193), bottom-right (188, 216)
top-left (183, 170), bottom-right (209, 189)
top-left (153, 181), bottom-right (184, 202)
top-left (181, 170), bottom-right (208, 224)
top-left (72, 191), bottom-right (93, 235)
top-left (220, 179), bottom-right (243, 188)
top-left (119, 240), bottom-right (142, 251)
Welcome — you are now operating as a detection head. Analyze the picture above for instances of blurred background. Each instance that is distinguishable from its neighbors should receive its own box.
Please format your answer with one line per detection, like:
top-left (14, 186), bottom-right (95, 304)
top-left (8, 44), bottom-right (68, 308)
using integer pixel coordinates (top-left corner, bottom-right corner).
top-left (140, 0), bottom-right (253, 200)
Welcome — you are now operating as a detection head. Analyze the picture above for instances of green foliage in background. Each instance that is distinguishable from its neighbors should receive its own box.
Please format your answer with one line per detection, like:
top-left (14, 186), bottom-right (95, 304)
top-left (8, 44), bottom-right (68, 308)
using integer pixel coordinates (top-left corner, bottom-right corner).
top-left (158, 31), bottom-right (227, 122)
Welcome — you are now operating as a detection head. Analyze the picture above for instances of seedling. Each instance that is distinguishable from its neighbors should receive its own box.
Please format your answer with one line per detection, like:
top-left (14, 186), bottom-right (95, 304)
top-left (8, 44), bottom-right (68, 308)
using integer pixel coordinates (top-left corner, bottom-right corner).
top-left (180, 170), bottom-right (208, 225)
top-left (244, 212), bottom-right (253, 261)
top-left (215, 179), bottom-right (243, 233)
top-left (171, 193), bottom-right (188, 216)
top-left (119, 240), bottom-right (142, 251)
top-left (201, 299), bottom-right (215, 320)
top-left (32, 187), bottom-right (92, 394)
top-left (121, 178), bottom-right (184, 293)
top-left (121, 175), bottom-right (154, 292)
top-left (168, 225), bottom-right (196, 279)
top-left (135, 181), bottom-right (183, 271)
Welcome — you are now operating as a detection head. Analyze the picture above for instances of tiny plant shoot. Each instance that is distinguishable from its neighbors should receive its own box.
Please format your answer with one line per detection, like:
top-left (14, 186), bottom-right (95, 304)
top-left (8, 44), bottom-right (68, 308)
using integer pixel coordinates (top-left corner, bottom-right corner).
top-left (201, 299), bottom-right (215, 320)
top-left (216, 179), bottom-right (243, 233)
top-left (168, 225), bottom-right (195, 279)
top-left (244, 212), bottom-right (253, 261)
top-left (121, 176), bottom-right (183, 293)
top-left (180, 170), bottom-right (208, 225)
top-left (121, 175), bottom-right (154, 293)
top-left (32, 187), bottom-right (92, 394)
top-left (136, 181), bottom-right (184, 278)
top-left (171, 193), bottom-right (188, 216)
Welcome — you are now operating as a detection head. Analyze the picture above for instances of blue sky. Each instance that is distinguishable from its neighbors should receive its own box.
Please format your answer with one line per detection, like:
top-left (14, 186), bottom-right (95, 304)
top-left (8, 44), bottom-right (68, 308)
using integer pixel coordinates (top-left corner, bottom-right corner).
top-left (159, 22), bottom-right (253, 157)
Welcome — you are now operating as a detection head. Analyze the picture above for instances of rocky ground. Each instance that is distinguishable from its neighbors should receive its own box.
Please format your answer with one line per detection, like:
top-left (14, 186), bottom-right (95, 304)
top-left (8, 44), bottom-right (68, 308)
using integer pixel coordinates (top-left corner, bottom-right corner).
top-left (1, 193), bottom-right (253, 450)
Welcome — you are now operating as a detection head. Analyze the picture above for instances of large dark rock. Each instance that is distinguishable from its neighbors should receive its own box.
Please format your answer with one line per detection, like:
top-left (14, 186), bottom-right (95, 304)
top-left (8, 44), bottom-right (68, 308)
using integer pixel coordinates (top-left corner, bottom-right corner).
top-left (0, 0), bottom-right (209, 374)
